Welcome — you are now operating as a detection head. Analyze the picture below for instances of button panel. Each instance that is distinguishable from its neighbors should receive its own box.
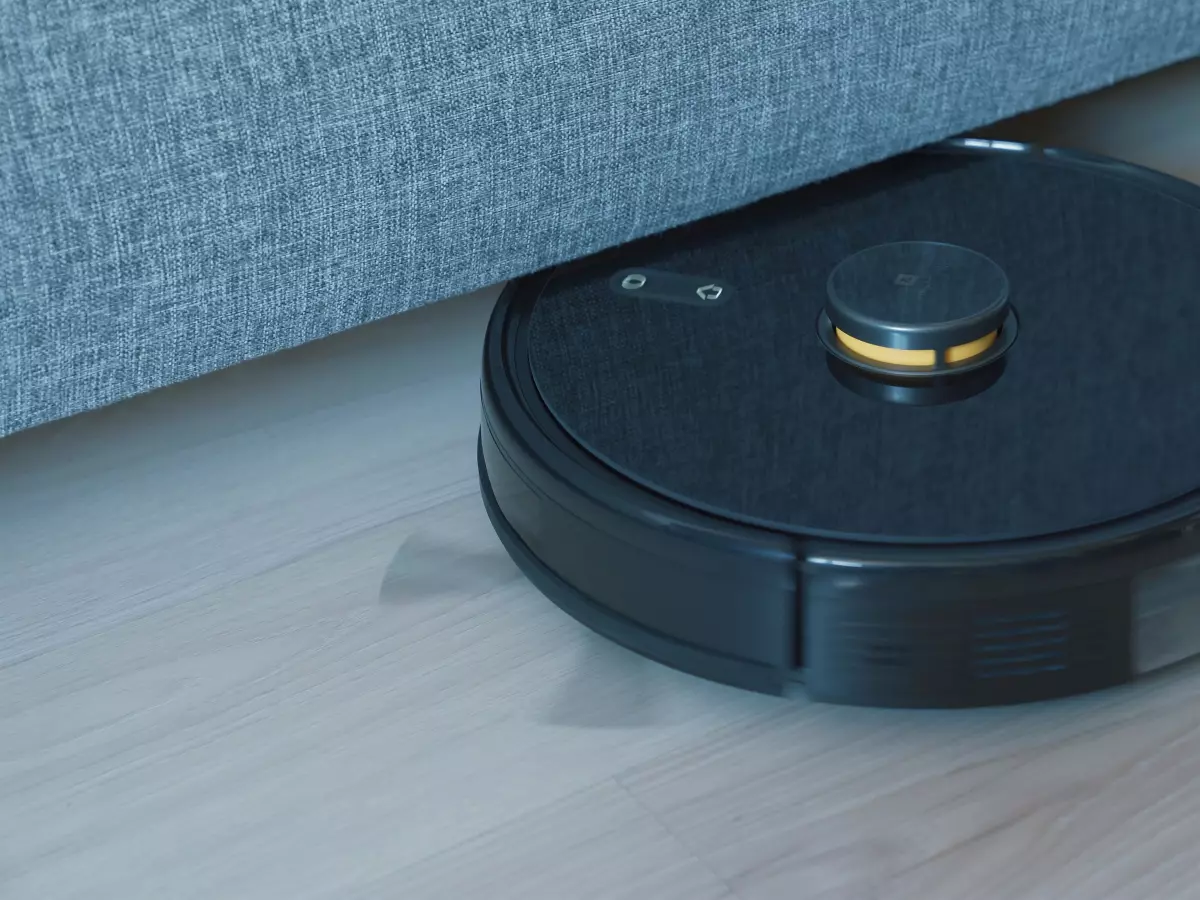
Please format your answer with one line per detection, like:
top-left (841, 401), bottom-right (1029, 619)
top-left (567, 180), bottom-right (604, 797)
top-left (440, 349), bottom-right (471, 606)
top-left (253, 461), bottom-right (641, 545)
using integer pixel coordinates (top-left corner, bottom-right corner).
top-left (609, 268), bottom-right (733, 307)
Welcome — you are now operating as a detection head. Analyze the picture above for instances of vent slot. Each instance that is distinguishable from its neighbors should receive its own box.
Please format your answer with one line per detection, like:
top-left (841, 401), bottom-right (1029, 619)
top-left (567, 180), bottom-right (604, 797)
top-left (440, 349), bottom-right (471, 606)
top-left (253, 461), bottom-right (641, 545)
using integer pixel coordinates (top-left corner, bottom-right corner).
top-left (837, 620), bottom-right (961, 672)
top-left (971, 610), bottom-right (1069, 679)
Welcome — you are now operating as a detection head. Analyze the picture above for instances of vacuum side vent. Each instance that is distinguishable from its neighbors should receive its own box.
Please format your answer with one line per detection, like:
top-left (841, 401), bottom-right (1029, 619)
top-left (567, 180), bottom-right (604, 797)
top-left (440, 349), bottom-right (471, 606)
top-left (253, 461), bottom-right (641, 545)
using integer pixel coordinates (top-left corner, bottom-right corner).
top-left (805, 580), bottom-right (1130, 707)
top-left (970, 610), bottom-right (1069, 679)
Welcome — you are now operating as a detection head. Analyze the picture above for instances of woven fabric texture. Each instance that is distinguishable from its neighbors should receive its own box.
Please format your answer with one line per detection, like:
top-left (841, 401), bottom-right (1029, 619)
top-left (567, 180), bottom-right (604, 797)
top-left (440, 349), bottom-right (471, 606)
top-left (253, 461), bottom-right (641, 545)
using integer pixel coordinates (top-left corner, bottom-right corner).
top-left (2, 0), bottom-right (1198, 435)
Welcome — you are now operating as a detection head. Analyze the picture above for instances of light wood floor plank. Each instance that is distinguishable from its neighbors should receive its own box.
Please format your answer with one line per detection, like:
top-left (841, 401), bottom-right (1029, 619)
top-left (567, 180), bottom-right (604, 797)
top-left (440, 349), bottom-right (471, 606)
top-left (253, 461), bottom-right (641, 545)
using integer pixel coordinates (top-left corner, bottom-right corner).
top-left (0, 483), bottom-right (780, 899)
top-left (364, 782), bottom-right (735, 900)
top-left (618, 668), bottom-right (1200, 899)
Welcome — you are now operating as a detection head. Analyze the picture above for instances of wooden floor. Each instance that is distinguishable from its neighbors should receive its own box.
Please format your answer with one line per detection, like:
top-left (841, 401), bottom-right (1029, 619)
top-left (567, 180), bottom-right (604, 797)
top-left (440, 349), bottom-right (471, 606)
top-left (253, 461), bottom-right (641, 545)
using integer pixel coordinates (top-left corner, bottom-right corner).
top-left (3, 60), bottom-right (1200, 900)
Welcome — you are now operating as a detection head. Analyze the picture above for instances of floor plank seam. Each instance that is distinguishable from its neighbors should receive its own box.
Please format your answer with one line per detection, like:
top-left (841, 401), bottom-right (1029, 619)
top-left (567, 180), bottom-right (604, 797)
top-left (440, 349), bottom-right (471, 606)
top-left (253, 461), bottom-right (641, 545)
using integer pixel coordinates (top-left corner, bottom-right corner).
top-left (357, 777), bottom-right (625, 889)
top-left (614, 777), bottom-right (744, 899)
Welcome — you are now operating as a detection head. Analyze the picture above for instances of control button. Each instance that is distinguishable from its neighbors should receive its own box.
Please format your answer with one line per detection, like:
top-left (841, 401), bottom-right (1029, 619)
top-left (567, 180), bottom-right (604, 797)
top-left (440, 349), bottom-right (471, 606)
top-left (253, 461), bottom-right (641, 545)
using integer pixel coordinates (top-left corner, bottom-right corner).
top-left (696, 284), bottom-right (723, 302)
top-left (621, 273), bottom-right (647, 290)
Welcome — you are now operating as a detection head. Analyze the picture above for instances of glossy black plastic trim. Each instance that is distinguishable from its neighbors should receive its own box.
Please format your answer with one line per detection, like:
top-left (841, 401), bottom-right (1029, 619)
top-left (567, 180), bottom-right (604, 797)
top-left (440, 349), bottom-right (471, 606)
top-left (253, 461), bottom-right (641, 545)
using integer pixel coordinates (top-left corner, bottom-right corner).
top-left (479, 437), bottom-right (789, 694)
top-left (824, 351), bottom-right (1009, 407)
top-left (934, 137), bottom-right (1200, 210)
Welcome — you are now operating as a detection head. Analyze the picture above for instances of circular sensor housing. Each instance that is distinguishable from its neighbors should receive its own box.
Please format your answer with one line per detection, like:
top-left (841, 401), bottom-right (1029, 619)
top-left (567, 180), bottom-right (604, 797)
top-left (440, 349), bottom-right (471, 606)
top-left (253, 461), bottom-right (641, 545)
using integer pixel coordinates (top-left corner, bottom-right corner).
top-left (821, 241), bottom-right (1015, 375)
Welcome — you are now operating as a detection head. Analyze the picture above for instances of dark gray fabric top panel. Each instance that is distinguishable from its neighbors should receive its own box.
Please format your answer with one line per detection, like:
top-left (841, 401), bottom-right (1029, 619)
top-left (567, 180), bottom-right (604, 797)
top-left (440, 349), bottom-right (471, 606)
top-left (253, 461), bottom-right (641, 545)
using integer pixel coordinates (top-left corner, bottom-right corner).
top-left (3, 0), bottom-right (1198, 435)
top-left (528, 152), bottom-right (1200, 542)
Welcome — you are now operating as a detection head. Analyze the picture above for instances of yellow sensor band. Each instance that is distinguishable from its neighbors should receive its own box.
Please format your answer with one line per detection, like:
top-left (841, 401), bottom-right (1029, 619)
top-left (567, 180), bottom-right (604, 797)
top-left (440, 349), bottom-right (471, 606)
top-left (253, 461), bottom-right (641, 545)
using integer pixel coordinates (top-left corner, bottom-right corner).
top-left (835, 328), bottom-right (998, 367)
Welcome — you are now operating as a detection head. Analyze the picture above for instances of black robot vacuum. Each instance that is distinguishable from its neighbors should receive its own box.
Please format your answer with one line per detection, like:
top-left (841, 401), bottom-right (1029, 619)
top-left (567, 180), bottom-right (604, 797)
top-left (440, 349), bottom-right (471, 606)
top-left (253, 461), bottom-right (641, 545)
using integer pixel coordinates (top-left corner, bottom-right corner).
top-left (479, 138), bottom-right (1200, 708)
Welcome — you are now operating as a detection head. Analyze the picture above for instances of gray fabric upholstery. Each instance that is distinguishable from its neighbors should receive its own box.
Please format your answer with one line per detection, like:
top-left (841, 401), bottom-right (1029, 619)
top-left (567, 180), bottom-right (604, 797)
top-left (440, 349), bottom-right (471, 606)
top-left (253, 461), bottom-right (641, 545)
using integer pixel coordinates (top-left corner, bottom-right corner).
top-left (3, 0), bottom-right (1198, 435)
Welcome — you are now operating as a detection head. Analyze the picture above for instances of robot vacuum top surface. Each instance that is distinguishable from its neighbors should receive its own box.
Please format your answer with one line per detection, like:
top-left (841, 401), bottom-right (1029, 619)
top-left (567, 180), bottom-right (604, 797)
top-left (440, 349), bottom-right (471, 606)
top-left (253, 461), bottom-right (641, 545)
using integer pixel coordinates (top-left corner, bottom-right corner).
top-left (526, 148), bottom-right (1200, 544)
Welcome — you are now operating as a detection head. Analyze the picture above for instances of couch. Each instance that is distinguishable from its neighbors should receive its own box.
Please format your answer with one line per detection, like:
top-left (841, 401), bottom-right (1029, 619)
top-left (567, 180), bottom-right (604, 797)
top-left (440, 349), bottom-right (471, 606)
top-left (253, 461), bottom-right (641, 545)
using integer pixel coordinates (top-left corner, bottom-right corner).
top-left (3, 1), bottom-right (1199, 436)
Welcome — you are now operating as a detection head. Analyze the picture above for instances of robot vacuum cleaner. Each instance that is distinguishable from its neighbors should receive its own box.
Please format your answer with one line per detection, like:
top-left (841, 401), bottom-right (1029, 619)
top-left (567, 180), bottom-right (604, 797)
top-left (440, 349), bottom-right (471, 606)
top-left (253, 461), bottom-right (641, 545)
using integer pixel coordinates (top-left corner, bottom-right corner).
top-left (478, 138), bottom-right (1200, 708)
